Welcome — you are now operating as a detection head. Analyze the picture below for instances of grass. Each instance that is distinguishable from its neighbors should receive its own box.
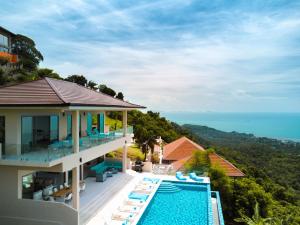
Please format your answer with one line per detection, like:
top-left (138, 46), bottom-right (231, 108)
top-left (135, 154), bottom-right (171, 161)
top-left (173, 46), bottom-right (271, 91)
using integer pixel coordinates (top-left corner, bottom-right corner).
top-left (105, 116), bottom-right (123, 130)
top-left (107, 144), bottom-right (144, 161)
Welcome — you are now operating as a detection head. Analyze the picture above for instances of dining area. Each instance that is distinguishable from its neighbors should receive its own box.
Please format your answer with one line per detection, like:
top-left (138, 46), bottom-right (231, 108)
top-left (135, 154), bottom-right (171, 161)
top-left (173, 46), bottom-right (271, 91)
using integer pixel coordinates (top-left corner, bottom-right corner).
top-left (23, 171), bottom-right (86, 204)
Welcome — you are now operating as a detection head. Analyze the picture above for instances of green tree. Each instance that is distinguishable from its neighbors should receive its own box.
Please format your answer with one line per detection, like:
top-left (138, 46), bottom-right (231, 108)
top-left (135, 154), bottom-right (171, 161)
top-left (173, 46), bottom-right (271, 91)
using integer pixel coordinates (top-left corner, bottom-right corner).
top-left (87, 80), bottom-right (97, 90)
top-left (116, 92), bottom-right (124, 100)
top-left (11, 34), bottom-right (43, 70)
top-left (33, 68), bottom-right (60, 79)
top-left (184, 150), bottom-right (209, 174)
top-left (64, 75), bottom-right (87, 86)
top-left (99, 84), bottom-right (116, 97)
top-left (235, 202), bottom-right (273, 225)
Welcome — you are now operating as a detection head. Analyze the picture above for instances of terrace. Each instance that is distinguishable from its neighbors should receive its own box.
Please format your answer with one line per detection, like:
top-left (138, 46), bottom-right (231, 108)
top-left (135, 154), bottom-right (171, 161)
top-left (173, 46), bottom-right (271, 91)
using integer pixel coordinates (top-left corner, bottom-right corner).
top-left (0, 126), bottom-right (133, 165)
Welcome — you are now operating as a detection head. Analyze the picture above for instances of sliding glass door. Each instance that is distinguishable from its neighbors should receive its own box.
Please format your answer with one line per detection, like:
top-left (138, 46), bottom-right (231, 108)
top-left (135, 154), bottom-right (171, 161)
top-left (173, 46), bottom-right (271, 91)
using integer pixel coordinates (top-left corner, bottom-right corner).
top-left (21, 115), bottom-right (59, 152)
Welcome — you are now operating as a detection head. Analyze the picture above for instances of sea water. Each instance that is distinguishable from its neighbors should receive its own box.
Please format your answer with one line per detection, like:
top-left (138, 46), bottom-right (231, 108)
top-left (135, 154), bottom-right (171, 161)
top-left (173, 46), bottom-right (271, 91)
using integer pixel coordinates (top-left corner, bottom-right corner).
top-left (162, 112), bottom-right (300, 142)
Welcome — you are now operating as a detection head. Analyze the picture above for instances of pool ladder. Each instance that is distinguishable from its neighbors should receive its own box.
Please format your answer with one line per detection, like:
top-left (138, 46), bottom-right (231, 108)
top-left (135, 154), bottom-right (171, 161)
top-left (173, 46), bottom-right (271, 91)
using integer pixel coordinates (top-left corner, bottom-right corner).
top-left (157, 182), bottom-right (181, 193)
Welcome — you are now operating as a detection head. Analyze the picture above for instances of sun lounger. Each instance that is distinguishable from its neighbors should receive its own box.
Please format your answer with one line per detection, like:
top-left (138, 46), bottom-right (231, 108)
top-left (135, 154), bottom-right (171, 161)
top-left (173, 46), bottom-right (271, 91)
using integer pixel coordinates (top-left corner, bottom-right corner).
top-left (143, 177), bottom-right (160, 184)
top-left (135, 184), bottom-right (154, 190)
top-left (118, 205), bottom-right (141, 213)
top-left (132, 189), bottom-right (152, 194)
top-left (128, 192), bottom-right (149, 201)
top-left (176, 171), bottom-right (187, 181)
top-left (189, 172), bottom-right (204, 182)
top-left (111, 212), bottom-right (135, 222)
top-left (124, 200), bottom-right (145, 207)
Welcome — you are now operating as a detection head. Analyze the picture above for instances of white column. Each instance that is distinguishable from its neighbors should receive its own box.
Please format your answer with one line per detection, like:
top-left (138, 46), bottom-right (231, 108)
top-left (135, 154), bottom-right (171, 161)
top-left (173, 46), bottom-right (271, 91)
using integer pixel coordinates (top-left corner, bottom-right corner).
top-left (122, 141), bottom-right (128, 173)
top-left (72, 110), bottom-right (80, 153)
top-left (71, 110), bottom-right (80, 210)
top-left (72, 166), bottom-right (80, 210)
top-left (65, 171), bottom-right (69, 184)
top-left (122, 110), bottom-right (127, 137)
top-left (122, 110), bottom-right (128, 172)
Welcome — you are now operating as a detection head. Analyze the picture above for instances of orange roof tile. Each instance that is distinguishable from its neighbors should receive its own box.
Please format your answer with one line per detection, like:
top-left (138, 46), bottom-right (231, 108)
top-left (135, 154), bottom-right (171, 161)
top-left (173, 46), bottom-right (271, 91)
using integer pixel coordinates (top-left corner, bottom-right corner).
top-left (171, 155), bottom-right (193, 170)
top-left (209, 153), bottom-right (245, 177)
top-left (163, 136), bottom-right (205, 160)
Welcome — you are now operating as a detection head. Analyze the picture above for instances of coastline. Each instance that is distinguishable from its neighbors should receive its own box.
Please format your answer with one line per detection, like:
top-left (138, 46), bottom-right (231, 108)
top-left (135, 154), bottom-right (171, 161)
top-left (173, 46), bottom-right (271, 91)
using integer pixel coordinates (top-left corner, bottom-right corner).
top-left (162, 112), bottom-right (300, 142)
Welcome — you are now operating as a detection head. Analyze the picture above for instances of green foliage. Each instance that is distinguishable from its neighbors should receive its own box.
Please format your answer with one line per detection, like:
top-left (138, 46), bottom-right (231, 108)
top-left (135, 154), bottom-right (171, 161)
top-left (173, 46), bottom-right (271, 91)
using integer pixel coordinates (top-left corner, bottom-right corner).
top-left (11, 34), bottom-right (43, 70)
top-left (184, 150), bottom-right (209, 174)
top-left (183, 124), bottom-right (300, 225)
top-left (114, 145), bottom-right (144, 161)
top-left (99, 84), bottom-right (116, 97)
top-left (105, 116), bottom-right (123, 130)
top-left (64, 75), bottom-right (87, 86)
top-left (116, 92), bottom-right (124, 100)
top-left (151, 152), bottom-right (160, 164)
top-left (33, 68), bottom-right (61, 79)
top-left (87, 80), bottom-right (97, 90)
top-left (0, 68), bottom-right (6, 85)
top-left (235, 202), bottom-right (273, 225)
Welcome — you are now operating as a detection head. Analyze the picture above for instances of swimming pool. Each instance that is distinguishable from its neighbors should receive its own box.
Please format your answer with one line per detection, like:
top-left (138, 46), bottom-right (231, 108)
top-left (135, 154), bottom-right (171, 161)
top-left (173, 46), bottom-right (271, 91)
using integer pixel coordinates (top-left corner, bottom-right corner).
top-left (137, 180), bottom-right (212, 225)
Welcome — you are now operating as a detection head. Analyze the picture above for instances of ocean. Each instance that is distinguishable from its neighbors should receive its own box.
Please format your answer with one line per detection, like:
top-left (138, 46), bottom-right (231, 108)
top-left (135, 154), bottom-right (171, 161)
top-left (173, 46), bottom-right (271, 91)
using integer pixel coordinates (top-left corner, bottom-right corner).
top-left (162, 112), bottom-right (300, 142)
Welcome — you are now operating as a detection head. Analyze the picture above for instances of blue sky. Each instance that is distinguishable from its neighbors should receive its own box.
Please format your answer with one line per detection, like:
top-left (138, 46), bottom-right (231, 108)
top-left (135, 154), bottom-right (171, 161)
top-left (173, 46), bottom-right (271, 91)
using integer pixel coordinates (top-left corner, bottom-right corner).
top-left (1, 0), bottom-right (300, 112)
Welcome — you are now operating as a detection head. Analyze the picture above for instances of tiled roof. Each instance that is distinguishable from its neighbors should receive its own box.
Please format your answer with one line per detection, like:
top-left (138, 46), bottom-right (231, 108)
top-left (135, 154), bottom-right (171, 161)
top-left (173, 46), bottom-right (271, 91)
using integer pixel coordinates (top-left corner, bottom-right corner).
top-left (0, 77), bottom-right (145, 109)
top-left (209, 153), bottom-right (245, 177)
top-left (163, 136), bottom-right (245, 177)
top-left (171, 156), bottom-right (193, 170)
top-left (163, 136), bottom-right (205, 160)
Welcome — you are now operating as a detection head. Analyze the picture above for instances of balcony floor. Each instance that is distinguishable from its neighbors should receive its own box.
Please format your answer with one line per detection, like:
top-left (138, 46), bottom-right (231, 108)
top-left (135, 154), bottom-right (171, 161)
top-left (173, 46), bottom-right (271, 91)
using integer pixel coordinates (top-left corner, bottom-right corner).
top-left (80, 171), bottom-right (140, 225)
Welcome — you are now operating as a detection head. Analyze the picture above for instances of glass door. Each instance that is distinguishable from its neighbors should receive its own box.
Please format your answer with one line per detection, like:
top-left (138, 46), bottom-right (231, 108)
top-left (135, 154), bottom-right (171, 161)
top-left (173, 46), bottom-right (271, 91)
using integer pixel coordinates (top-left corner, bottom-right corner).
top-left (21, 115), bottom-right (59, 153)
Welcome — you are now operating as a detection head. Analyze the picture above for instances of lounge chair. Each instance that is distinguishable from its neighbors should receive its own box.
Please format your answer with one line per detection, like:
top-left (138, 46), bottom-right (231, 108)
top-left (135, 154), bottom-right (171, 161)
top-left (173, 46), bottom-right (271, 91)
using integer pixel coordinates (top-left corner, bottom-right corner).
top-left (189, 172), bottom-right (204, 182)
top-left (176, 171), bottom-right (187, 181)
top-left (132, 189), bottom-right (152, 194)
top-left (124, 200), bottom-right (145, 207)
top-left (128, 192), bottom-right (148, 201)
top-left (118, 205), bottom-right (140, 213)
top-left (111, 212), bottom-right (135, 223)
top-left (143, 177), bottom-right (160, 184)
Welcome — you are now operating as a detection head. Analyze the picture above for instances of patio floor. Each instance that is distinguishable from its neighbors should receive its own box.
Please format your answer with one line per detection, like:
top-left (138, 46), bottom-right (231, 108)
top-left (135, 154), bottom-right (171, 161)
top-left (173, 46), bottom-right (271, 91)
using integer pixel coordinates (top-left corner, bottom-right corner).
top-left (80, 171), bottom-right (140, 225)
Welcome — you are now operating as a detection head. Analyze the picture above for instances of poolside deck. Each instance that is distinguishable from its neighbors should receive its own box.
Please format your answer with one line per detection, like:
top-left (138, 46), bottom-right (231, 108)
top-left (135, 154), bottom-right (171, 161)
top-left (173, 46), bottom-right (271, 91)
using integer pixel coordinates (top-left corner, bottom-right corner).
top-left (80, 171), bottom-right (142, 225)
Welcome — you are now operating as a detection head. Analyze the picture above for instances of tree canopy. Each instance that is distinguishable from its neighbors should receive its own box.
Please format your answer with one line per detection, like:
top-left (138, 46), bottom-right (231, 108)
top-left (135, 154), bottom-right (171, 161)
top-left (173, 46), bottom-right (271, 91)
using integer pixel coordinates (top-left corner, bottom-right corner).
top-left (11, 34), bottom-right (43, 70)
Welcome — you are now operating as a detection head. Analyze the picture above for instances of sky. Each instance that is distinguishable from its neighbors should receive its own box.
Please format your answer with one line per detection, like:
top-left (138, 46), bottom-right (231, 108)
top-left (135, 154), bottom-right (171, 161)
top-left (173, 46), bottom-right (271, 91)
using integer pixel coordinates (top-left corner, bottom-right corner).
top-left (1, 0), bottom-right (300, 112)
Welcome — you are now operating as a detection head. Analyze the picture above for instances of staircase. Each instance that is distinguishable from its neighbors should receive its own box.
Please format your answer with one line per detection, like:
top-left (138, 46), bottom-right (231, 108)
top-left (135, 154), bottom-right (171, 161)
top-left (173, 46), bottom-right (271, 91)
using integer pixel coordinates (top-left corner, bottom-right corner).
top-left (157, 182), bottom-right (181, 193)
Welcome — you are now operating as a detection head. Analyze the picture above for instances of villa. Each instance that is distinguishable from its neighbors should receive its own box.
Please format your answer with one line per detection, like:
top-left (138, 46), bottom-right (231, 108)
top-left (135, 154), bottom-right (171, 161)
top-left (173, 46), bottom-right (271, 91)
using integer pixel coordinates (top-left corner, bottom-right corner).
top-left (0, 78), bottom-right (226, 225)
top-left (0, 77), bottom-right (144, 225)
top-left (0, 26), bottom-right (18, 64)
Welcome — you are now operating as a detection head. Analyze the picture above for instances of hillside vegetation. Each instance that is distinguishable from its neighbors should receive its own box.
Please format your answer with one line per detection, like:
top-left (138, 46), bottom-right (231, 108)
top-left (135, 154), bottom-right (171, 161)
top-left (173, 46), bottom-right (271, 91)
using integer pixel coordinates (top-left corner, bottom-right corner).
top-left (183, 124), bottom-right (300, 225)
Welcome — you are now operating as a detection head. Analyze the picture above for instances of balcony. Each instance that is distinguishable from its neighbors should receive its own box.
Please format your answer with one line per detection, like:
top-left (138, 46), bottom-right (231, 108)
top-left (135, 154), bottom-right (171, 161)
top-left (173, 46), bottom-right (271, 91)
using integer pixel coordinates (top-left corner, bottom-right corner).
top-left (0, 51), bottom-right (18, 63)
top-left (0, 127), bottom-right (133, 167)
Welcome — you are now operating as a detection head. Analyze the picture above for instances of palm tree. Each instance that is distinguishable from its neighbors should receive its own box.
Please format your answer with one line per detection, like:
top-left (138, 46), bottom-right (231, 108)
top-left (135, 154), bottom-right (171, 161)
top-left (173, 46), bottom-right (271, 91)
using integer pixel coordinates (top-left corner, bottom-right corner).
top-left (235, 202), bottom-right (273, 225)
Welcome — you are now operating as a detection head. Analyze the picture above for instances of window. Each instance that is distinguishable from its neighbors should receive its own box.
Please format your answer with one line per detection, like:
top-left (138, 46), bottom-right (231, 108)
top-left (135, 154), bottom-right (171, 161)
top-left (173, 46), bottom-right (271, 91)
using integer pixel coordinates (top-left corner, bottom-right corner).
top-left (0, 34), bottom-right (8, 47)
top-left (21, 115), bottom-right (59, 152)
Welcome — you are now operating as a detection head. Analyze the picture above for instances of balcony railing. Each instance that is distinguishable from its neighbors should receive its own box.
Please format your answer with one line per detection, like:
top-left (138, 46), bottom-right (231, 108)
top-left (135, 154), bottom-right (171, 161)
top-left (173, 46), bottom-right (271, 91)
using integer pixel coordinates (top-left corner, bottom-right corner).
top-left (0, 52), bottom-right (18, 63)
top-left (0, 126), bottom-right (133, 163)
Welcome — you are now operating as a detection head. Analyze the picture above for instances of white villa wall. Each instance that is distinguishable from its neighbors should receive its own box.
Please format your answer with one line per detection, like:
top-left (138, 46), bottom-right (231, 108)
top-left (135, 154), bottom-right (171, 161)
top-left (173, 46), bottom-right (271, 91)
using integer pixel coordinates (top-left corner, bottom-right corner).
top-left (0, 166), bottom-right (79, 225)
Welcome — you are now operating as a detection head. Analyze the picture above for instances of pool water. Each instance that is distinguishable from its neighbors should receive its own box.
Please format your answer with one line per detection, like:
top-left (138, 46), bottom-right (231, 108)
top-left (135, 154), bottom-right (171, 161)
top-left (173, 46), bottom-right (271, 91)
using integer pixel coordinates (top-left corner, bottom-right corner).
top-left (137, 181), bottom-right (209, 225)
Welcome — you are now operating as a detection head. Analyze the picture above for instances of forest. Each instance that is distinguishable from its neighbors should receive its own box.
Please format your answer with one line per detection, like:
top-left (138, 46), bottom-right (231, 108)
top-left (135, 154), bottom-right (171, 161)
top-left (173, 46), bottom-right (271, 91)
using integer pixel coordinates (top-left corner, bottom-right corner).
top-left (183, 124), bottom-right (300, 225)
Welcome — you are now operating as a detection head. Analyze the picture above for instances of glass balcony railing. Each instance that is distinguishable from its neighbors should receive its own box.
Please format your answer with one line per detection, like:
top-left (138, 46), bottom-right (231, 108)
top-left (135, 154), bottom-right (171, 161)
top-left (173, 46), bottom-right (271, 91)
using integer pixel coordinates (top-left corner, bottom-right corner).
top-left (0, 126), bottom-right (133, 163)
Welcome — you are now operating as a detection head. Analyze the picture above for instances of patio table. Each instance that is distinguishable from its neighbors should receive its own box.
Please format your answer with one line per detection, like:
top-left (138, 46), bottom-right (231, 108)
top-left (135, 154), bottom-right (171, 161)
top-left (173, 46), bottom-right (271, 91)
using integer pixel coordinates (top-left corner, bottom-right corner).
top-left (52, 187), bottom-right (72, 198)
